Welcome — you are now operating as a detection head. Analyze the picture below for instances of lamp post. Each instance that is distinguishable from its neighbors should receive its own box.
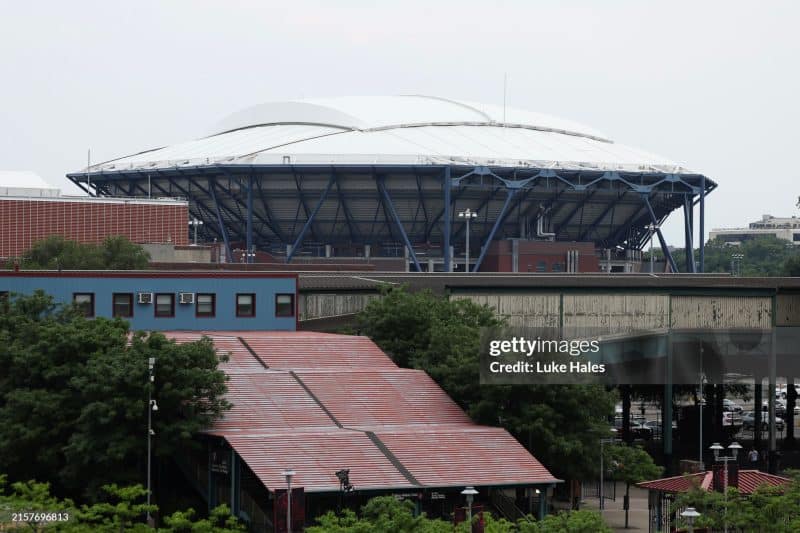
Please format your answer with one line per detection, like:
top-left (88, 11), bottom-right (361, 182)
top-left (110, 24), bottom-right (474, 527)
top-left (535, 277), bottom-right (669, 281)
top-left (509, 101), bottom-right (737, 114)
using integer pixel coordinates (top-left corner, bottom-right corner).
top-left (599, 437), bottom-right (616, 511)
top-left (699, 372), bottom-right (706, 469)
top-left (282, 469), bottom-right (295, 533)
top-left (461, 486), bottom-right (478, 530)
top-left (646, 223), bottom-right (657, 272)
top-left (710, 441), bottom-right (742, 533)
top-left (188, 218), bottom-right (204, 245)
top-left (730, 253), bottom-right (744, 276)
top-left (147, 357), bottom-right (157, 526)
top-left (335, 468), bottom-right (353, 512)
top-left (458, 209), bottom-right (478, 273)
top-left (681, 507), bottom-right (701, 533)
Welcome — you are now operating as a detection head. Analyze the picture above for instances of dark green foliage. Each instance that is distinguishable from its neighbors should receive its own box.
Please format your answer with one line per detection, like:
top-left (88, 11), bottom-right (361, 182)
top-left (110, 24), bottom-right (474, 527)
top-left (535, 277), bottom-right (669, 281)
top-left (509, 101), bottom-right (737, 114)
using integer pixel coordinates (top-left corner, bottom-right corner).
top-left (356, 287), bottom-right (617, 480)
top-left (0, 292), bottom-right (230, 500)
top-left (11, 235), bottom-right (150, 270)
top-left (0, 476), bottom-right (245, 532)
top-left (668, 235), bottom-right (800, 276)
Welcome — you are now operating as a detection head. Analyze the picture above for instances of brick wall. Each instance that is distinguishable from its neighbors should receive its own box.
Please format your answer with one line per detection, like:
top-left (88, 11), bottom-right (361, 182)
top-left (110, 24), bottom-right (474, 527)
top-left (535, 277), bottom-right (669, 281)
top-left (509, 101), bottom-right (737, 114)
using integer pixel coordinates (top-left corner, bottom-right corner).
top-left (0, 198), bottom-right (189, 258)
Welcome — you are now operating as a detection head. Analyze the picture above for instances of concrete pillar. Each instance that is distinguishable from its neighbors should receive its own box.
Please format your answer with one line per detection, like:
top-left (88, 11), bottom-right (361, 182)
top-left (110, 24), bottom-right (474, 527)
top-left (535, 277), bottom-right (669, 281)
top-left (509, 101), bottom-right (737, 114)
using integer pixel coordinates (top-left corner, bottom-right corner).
top-left (364, 244), bottom-right (371, 259)
top-left (325, 244), bottom-right (332, 258)
top-left (754, 381), bottom-right (763, 450)
top-left (787, 378), bottom-right (796, 448)
top-left (512, 239), bottom-right (519, 273)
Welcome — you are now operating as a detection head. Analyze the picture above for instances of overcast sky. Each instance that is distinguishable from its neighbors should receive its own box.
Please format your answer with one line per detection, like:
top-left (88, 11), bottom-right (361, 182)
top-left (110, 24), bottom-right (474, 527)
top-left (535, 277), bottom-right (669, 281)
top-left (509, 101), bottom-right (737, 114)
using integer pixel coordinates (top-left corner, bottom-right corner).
top-left (1, 0), bottom-right (798, 245)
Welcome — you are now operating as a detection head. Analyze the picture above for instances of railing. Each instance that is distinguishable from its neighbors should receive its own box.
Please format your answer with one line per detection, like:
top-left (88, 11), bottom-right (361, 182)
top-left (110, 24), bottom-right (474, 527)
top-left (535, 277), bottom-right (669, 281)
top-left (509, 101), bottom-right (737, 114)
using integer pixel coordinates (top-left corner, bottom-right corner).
top-left (489, 489), bottom-right (531, 523)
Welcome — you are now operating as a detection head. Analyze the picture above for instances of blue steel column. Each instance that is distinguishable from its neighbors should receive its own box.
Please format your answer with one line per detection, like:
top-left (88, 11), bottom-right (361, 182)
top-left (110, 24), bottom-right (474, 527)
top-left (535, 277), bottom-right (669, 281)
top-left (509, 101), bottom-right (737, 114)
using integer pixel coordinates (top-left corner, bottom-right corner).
top-left (287, 175), bottom-right (335, 263)
top-left (683, 196), bottom-right (695, 273)
top-left (443, 167), bottom-right (452, 273)
top-left (377, 176), bottom-right (422, 272)
top-left (209, 179), bottom-right (232, 263)
top-left (247, 175), bottom-right (253, 263)
top-left (472, 188), bottom-right (517, 272)
top-left (643, 195), bottom-right (678, 273)
top-left (699, 175), bottom-right (706, 272)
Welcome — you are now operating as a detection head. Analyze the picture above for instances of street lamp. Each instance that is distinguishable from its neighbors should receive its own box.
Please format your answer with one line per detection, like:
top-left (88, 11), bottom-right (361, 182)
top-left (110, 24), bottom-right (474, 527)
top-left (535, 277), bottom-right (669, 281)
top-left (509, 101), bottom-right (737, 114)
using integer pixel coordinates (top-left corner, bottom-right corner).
top-left (730, 253), bottom-right (744, 276)
top-left (681, 507), bottom-right (701, 533)
top-left (710, 442), bottom-right (742, 533)
top-left (599, 437), bottom-right (616, 511)
top-left (458, 209), bottom-right (478, 273)
top-left (188, 218), bottom-right (204, 245)
top-left (335, 468), bottom-right (354, 512)
top-left (461, 486), bottom-right (478, 529)
top-left (646, 223), bottom-right (657, 272)
top-left (283, 469), bottom-right (295, 532)
top-left (147, 357), bottom-right (156, 526)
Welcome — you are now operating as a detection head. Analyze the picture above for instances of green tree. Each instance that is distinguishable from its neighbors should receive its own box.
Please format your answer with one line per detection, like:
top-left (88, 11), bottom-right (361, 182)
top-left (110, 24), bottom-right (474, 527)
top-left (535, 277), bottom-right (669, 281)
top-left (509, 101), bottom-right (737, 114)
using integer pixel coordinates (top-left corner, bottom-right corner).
top-left (783, 255), bottom-right (800, 276)
top-left (356, 287), bottom-right (617, 482)
top-left (12, 235), bottom-right (150, 270)
top-left (672, 235), bottom-right (800, 276)
top-left (0, 292), bottom-right (230, 500)
top-left (604, 444), bottom-right (662, 528)
top-left (517, 510), bottom-right (612, 532)
top-left (306, 496), bottom-right (451, 533)
top-left (0, 476), bottom-right (244, 532)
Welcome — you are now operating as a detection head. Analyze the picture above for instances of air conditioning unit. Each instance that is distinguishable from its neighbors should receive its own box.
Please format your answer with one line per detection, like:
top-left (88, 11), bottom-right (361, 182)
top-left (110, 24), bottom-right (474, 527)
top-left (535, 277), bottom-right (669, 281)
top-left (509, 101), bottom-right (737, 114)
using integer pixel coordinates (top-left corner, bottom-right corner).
top-left (178, 292), bottom-right (195, 305)
top-left (138, 292), bottom-right (153, 304)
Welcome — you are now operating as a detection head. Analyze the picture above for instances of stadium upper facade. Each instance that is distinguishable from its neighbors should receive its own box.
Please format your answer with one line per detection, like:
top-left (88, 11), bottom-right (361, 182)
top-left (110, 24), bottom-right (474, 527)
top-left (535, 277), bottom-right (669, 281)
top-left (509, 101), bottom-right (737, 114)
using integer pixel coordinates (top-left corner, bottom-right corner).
top-left (68, 95), bottom-right (715, 272)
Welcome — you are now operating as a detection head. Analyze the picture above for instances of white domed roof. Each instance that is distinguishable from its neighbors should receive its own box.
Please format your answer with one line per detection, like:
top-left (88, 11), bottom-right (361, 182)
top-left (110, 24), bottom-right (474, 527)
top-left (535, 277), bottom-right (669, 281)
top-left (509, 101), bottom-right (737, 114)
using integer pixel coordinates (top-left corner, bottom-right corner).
top-left (87, 95), bottom-right (693, 175)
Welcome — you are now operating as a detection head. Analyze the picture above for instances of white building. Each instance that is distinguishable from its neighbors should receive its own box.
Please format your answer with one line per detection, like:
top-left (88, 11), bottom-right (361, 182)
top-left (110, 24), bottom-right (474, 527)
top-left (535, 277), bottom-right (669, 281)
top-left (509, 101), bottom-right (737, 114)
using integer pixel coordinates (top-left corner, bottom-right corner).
top-left (710, 214), bottom-right (800, 245)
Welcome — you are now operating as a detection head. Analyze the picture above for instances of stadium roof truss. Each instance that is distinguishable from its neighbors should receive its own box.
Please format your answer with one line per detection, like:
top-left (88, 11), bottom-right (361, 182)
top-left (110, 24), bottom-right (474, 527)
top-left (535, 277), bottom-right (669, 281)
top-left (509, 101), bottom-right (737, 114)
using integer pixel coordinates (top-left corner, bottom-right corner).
top-left (68, 163), bottom-right (716, 273)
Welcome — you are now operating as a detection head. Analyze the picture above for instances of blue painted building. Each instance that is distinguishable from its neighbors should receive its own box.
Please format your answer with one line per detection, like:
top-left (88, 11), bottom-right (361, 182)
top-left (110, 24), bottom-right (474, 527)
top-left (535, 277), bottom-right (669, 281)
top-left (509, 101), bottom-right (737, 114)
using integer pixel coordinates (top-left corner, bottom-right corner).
top-left (0, 271), bottom-right (297, 331)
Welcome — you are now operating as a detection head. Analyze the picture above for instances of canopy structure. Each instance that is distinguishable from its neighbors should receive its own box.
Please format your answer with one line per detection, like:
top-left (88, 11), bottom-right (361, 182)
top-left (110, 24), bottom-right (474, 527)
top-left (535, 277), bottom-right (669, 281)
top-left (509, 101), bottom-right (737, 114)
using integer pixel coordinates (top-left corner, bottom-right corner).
top-left (67, 96), bottom-right (716, 272)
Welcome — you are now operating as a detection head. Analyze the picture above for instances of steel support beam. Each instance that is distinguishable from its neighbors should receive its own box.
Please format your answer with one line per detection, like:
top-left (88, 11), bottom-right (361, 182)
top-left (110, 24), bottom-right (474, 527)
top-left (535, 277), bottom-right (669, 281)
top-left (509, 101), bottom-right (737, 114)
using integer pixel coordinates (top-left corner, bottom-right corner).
top-left (287, 175), bottom-right (335, 262)
top-left (554, 189), bottom-right (598, 236)
top-left (209, 179), bottom-right (232, 263)
top-left (472, 188), bottom-right (517, 272)
top-left (377, 176), bottom-right (422, 272)
top-left (683, 195), bottom-right (696, 273)
top-left (643, 195), bottom-right (678, 273)
top-left (443, 167), bottom-right (452, 273)
top-left (699, 175), bottom-right (706, 272)
top-left (246, 175), bottom-right (253, 263)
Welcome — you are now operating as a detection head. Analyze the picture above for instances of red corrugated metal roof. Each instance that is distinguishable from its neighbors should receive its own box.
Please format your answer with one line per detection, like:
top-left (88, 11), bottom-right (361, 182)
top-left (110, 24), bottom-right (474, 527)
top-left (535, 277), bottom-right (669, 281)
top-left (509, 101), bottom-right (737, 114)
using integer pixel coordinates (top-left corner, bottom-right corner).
top-left (237, 331), bottom-right (398, 370)
top-left (637, 470), bottom-right (791, 495)
top-left (376, 427), bottom-right (560, 487)
top-left (295, 370), bottom-right (471, 427)
top-left (224, 431), bottom-right (416, 493)
top-left (164, 330), bottom-right (559, 493)
top-left (212, 372), bottom-right (336, 433)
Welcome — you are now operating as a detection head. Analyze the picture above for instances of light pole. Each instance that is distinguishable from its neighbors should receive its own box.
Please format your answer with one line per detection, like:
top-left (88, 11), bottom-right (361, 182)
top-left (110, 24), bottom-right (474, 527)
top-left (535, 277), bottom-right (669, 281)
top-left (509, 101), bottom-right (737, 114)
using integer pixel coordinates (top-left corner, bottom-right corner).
top-left (283, 469), bottom-right (295, 533)
top-left (335, 468), bottom-right (354, 512)
top-left (188, 218), bottom-right (204, 245)
top-left (710, 442), bottom-right (742, 533)
top-left (646, 223), bottom-right (657, 272)
top-left (699, 372), bottom-right (706, 469)
top-left (461, 486), bottom-right (478, 530)
top-left (458, 209), bottom-right (478, 273)
top-left (681, 507), bottom-right (701, 533)
top-left (730, 253), bottom-right (744, 276)
top-left (147, 357), bottom-right (157, 526)
top-left (599, 437), bottom-right (616, 511)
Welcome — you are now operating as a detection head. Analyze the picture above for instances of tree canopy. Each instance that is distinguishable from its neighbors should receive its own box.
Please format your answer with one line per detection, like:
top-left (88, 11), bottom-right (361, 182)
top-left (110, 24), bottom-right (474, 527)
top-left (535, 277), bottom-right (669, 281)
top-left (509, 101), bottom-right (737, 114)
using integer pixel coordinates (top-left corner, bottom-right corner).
top-left (0, 476), bottom-right (245, 532)
top-left (306, 495), bottom-right (611, 533)
top-left (356, 286), bottom-right (617, 481)
top-left (0, 291), bottom-right (230, 501)
top-left (11, 235), bottom-right (150, 270)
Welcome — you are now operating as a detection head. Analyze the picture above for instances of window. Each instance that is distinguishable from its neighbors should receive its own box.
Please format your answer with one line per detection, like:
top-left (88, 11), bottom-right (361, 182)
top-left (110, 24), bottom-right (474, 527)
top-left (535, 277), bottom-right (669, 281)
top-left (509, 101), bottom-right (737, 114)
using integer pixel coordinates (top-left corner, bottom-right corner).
top-left (275, 294), bottom-right (295, 317)
top-left (73, 293), bottom-right (95, 317)
top-left (536, 261), bottom-right (547, 272)
top-left (551, 263), bottom-right (564, 272)
top-left (112, 293), bottom-right (133, 318)
top-left (196, 293), bottom-right (216, 317)
top-left (155, 293), bottom-right (175, 318)
top-left (236, 293), bottom-right (255, 317)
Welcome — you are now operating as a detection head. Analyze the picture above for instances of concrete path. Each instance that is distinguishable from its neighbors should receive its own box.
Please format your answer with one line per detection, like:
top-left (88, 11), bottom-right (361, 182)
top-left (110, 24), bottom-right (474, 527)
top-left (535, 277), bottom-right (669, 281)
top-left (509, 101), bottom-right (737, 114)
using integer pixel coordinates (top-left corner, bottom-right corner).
top-left (581, 482), bottom-right (651, 532)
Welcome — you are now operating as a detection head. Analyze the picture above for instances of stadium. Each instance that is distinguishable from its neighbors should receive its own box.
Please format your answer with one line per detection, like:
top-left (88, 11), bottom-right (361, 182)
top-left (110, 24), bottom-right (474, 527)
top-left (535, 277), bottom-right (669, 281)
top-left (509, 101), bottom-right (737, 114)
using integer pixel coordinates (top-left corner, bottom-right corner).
top-left (67, 95), bottom-right (715, 273)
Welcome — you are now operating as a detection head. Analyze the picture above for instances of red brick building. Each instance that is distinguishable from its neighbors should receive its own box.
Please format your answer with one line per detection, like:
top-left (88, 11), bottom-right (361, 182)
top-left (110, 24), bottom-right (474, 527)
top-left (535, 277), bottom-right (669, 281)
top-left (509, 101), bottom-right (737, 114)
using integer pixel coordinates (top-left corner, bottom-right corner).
top-left (0, 194), bottom-right (189, 259)
top-left (480, 240), bottom-right (600, 273)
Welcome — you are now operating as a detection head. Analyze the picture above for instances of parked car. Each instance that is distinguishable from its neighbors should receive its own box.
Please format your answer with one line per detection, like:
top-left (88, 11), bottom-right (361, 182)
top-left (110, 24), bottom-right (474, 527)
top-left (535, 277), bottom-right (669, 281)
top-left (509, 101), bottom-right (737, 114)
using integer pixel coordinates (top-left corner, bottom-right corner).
top-left (614, 417), bottom-right (653, 440)
top-left (743, 411), bottom-right (785, 432)
top-left (761, 400), bottom-right (799, 418)
top-left (723, 399), bottom-right (743, 413)
top-left (723, 411), bottom-right (743, 427)
top-left (643, 420), bottom-right (678, 439)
